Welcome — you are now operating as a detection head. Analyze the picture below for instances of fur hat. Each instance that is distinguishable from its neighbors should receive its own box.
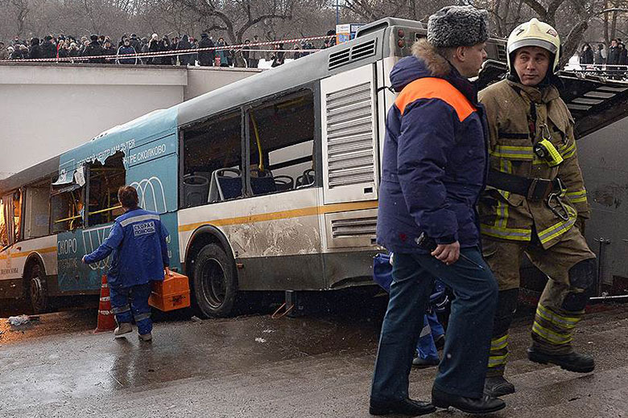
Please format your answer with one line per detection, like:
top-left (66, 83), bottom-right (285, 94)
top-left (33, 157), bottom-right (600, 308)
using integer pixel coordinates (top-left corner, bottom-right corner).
top-left (90, 34), bottom-right (98, 42)
top-left (427, 6), bottom-right (489, 48)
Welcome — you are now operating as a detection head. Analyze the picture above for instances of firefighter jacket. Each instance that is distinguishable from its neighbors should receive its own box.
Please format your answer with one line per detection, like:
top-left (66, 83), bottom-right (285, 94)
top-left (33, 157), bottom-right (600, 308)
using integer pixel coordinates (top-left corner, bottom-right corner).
top-left (478, 79), bottom-right (590, 249)
top-left (376, 39), bottom-right (489, 253)
top-left (84, 208), bottom-right (170, 288)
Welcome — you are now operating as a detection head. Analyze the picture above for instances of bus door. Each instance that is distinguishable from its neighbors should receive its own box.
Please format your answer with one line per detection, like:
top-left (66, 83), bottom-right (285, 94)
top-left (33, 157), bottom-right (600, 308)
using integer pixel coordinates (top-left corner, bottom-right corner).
top-left (0, 191), bottom-right (23, 297)
top-left (320, 63), bottom-right (379, 250)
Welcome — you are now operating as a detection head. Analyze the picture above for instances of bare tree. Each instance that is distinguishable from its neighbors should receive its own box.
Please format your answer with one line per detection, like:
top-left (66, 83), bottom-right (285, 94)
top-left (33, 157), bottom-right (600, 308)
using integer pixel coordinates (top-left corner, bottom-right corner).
top-left (162, 0), bottom-right (297, 44)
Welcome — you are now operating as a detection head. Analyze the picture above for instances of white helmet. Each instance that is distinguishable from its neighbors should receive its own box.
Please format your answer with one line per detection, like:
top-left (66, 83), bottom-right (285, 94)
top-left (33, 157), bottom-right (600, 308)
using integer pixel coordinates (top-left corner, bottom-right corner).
top-left (507, 18), bottom-right (561, 73)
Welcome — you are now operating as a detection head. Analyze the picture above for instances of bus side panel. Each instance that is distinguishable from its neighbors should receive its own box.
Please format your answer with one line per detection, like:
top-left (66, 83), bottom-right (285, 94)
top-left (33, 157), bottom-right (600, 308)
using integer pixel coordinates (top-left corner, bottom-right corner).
top-left (57, 227), bottom-right (107, 293)
top-left (127, 136), bottom-right (181, 271)
top-left (0, 235), bottom-right (57, 298)
top-left (178, 188), bottom-right (323, 290)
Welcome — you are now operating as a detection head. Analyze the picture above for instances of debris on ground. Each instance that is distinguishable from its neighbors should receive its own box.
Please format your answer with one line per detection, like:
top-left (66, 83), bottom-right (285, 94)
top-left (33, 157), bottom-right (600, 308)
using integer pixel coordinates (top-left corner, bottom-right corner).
top-left (8, 315), bottom-right (31, 327)
top-left (255, 337), bottom-right (266, 343)
top-left (190, 316), bottom-right (202, 323)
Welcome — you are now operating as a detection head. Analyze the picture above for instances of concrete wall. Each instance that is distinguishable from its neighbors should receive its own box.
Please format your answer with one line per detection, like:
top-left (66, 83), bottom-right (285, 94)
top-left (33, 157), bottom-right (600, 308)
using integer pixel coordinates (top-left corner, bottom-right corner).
top-left (185, 66), bottom-right (262, 101)
top-left (0, 63), bottom-right (260, 178)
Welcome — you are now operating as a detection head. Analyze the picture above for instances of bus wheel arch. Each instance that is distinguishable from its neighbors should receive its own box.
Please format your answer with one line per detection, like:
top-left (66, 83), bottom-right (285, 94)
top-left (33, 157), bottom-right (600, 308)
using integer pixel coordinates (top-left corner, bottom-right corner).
top-left (186, 227), bottom-right (238, 318)
top-left (24, 256), bottom-right (48, 314)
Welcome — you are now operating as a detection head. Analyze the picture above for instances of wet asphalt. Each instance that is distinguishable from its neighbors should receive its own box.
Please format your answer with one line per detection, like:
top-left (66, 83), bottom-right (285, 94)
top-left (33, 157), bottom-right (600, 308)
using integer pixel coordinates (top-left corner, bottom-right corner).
top-left (0, 294), bottom-right (627, 418)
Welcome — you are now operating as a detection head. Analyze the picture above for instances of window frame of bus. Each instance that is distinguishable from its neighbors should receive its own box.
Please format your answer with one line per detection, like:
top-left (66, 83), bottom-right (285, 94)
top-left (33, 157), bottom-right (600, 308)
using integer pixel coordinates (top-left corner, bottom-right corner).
top-left (23, 179), bottom-right (52, 240)
top-left (50, 181), bottom-right (85, 233)
top-left (179, 107), bottom-right (245, 208)
top-left (243, 85), bottom-right (319, 197)
top-left (85, 152), bottom-right (126, 227)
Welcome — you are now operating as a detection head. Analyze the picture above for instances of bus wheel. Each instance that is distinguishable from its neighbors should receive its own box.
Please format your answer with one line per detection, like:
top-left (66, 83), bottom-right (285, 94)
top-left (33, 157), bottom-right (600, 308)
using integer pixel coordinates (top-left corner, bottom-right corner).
top-left (192, 243), bottom-right (237, 318)
top-left (28, 263), bottom-right (48, 314)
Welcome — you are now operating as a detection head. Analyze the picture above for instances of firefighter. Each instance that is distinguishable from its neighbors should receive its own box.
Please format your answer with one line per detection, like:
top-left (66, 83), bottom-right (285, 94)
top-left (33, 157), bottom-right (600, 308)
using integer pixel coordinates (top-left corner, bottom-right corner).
top-left (479, 18), bottom-right (597, 397)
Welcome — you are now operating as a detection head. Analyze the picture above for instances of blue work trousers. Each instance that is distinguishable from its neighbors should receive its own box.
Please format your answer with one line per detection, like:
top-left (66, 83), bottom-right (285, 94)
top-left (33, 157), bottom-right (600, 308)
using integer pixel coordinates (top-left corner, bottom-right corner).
top-left (371, 248), bottom-right (498, 401)
top-left (417, 311), bottom-right (444, 361)
top-left (110, 283), bottom-right (153, 335)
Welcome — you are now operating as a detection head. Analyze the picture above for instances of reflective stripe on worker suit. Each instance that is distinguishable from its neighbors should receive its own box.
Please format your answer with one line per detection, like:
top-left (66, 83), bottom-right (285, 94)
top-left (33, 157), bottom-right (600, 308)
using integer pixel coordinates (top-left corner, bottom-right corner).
top-left (478, 79), bottom-right (596, 378)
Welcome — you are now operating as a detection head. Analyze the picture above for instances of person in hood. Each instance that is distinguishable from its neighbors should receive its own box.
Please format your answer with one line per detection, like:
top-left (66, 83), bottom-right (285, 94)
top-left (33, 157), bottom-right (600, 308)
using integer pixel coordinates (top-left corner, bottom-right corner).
top-left (479, 18), bottom-right (596, 398)
top-left (177, 34), bottom-right (192, 66)
top-left (29, 38), bottom-right (42, 59)
top-left (40, 35), bottom-right (57, 59)
top-left (82, 34), bottom-right (105, 63)
top-left (369, 5), bottom-right (504, 416)
top-left (197, 32), bottom-right (214, 66)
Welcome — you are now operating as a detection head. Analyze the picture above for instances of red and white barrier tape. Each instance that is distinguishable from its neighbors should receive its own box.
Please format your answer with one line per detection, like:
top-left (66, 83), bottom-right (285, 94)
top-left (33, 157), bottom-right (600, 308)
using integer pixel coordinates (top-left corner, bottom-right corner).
top-left (9, 34), bottom-right (335, 63)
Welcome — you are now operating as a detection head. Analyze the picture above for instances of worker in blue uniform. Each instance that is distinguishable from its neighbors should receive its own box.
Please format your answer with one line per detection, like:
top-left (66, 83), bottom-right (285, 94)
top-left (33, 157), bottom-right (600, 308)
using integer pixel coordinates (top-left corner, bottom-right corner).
top-left (83, 185), bottom-right (170, 341)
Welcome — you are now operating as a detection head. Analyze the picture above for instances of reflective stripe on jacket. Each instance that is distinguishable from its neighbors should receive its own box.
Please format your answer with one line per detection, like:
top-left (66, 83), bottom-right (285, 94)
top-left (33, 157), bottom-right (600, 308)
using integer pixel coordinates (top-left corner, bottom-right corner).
top-left (376, 40), bottom-right (488, 253)
top-left (478, 79), bottom-right (589, 249)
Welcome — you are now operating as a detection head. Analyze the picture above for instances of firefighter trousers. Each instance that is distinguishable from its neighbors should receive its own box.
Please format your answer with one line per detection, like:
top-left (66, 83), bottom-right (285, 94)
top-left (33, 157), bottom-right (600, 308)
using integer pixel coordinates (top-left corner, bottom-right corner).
top-left (482, 225), bottom-right (596, 378)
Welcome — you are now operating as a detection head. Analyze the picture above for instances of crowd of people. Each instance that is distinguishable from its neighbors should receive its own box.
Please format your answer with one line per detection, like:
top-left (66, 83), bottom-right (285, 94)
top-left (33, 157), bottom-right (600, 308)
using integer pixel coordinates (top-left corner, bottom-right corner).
top-left (0, 31), bottom-right (332, 68)
top-left (579, 38), bottom-right (628, 71)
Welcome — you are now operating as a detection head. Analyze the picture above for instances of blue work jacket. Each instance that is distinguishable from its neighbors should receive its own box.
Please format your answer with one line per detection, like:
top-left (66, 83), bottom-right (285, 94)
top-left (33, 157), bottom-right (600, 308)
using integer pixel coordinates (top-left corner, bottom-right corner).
top-left (376, 41), bottom-right (489, 254)
top-left (84, 208), bottom-right (170, 288)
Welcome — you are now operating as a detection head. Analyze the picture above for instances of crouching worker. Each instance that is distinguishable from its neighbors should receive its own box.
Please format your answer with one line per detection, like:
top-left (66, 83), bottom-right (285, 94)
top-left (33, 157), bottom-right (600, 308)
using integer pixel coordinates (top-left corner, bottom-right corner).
top-left (82, 185), bottom-right (170, 342)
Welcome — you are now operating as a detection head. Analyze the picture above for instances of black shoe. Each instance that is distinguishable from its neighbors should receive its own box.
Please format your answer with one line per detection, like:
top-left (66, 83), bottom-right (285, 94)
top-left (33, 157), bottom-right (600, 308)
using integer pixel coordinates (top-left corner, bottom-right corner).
top-left (435, 335), bottom-right (445, 351)
top-left (369, 398), bottom-right (436, 416)
top-left (432, 387), bottom-right (506, 414)
top-left (527, 347), bottom-right (595, 373)
top-left (484, 376), bottom-right (515, 397)
top-left (412, 356), bottom-right (440, 369)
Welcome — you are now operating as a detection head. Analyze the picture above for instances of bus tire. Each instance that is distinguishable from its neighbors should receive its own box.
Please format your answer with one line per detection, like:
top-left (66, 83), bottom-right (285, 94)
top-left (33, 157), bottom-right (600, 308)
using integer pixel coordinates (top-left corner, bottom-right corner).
top-left (27, 262), bottom-right (48, 314)
top-left (192, 243), bottom-right (237, 318)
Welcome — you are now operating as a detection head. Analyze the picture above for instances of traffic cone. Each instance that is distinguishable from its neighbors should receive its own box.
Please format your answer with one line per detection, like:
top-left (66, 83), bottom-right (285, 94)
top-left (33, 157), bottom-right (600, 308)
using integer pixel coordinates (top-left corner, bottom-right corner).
top-left (94, 274), bottom-right (116, 333)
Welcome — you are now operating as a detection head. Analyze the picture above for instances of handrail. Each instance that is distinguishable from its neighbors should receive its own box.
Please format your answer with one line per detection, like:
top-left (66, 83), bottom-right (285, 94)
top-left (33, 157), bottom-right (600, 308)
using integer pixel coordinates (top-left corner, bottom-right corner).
top-left (55, 205), bottom-right (122, 223)
top-left (89, 205), bottom-right (122, 216)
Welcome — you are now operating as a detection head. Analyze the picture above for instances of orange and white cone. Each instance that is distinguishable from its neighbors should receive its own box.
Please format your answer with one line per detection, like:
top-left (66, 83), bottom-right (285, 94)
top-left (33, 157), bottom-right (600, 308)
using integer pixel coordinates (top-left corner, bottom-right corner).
top-left (94, 274), bottom-right (116, 333)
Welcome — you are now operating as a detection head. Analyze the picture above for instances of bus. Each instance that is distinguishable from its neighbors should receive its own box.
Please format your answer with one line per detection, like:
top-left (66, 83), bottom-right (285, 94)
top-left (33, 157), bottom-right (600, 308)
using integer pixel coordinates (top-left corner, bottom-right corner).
top-left (2, 17), bottom-right (624, 317)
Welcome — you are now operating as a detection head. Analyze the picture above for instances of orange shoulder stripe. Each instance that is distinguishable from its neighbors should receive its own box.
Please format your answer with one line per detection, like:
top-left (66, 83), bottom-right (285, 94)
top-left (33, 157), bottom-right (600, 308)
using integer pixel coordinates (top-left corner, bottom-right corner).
top-left (395, 77), bottom-right (476, 122)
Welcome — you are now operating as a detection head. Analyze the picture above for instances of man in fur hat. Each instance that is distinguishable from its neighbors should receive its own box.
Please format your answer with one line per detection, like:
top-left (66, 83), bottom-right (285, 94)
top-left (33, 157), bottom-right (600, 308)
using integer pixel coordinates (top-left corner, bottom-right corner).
top-left (369, 6), bottom-right (505, 416)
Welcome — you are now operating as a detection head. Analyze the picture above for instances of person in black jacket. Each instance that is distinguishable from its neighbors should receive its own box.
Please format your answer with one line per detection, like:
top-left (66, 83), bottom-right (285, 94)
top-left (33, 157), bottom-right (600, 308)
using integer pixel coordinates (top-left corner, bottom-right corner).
top-left (177, 35), bottom-right (192, 66)
top-left (148, 34), bottom-right (160, 64)
top-left (607, 39), bottom-right (619, 65)
top-left (579, 43), bottom-right (593, 65)
top-left (83, 35), bottom-right (105, 63)
top-left (270, 42), bottom-right (285, 67)
top-left (40, 35), bottom-right (57, 59)
top-left (161, 35), bottom-right (173, 65)
top-left (102, 39), bottom-right (117, 63)
top-left (197, 33), bottom-right (214, 66)
top-left (129, 34), bottom-right (142, 54)
top-left (29, 38), bottom-right (42, 59)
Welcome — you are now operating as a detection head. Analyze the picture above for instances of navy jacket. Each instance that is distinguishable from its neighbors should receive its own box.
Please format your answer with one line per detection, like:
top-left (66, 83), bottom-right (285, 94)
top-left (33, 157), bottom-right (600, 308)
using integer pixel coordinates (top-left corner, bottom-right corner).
top-left (85, 208), bottom-right (170, 288)
top-left (376, 41), bottom-right (488, 253)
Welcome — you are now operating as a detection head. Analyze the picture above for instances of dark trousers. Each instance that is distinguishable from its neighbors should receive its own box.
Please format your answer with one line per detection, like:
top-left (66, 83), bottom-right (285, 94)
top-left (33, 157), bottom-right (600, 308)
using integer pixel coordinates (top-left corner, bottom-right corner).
top-left (371, 248), bottom-right (498, 401)
top-left (110, 283), bottom-right (153, 335)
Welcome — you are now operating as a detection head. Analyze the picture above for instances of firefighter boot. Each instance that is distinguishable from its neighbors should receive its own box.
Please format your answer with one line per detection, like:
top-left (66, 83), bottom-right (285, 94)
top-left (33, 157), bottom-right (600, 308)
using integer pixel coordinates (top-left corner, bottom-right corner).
top-left (485, 289), bottom-right (518, 397)
top-left (527, 347), bottom-right (594, 373)
top-left (529, 259), bottom-right (596, 373)
top-left (114, 322), bottom-right (133, 338)
top-left (484, 376), bottom-right (515, 397)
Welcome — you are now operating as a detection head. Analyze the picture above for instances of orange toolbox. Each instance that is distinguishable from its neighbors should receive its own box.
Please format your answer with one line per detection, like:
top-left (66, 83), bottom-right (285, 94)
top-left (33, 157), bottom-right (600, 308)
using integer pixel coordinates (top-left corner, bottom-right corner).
top-left (149, 271), bottom-right (191, 311)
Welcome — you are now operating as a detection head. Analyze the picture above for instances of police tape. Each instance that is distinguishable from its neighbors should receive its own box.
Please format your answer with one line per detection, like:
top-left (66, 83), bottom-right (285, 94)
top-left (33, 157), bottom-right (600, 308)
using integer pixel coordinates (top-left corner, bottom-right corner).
top-left (10, 34), bottom-right (335, 63)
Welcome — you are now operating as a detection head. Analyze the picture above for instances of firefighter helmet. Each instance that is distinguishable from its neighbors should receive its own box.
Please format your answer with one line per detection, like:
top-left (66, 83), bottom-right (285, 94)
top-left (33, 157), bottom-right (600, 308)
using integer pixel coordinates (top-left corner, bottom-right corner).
top-left (507, 18), bottom-right (561, 73)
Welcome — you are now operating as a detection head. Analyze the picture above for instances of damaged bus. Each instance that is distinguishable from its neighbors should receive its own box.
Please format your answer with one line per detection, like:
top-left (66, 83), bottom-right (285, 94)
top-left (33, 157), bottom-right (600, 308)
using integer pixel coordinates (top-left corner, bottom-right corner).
top-left (1, 18), bottom-right (627, 316)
